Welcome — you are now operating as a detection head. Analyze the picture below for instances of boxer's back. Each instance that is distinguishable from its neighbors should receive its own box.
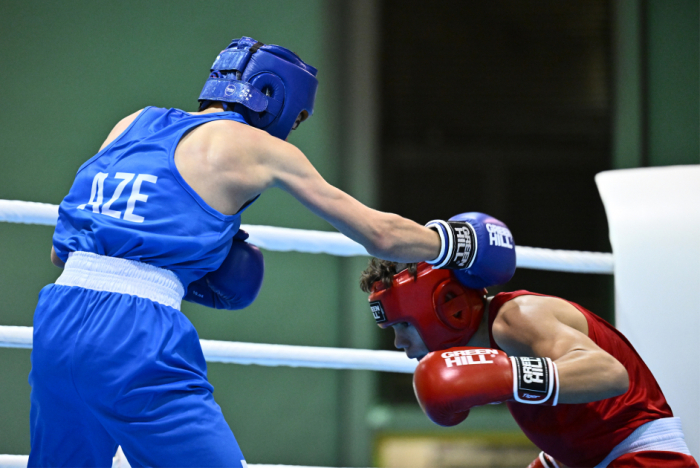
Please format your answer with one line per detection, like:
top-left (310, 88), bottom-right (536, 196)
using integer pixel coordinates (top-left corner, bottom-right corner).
top-left (53, 106), bottom-right (255, 289)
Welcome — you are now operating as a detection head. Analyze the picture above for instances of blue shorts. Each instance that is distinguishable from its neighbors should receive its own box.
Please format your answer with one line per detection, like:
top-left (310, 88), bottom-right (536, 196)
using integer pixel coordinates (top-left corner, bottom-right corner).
top-left (28, 256), bottom-right (246, 468)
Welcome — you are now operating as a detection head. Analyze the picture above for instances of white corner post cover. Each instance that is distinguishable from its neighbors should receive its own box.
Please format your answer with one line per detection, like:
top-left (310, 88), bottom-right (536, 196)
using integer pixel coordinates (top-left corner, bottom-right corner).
top-left (596, 165), bottom-right (700, 458)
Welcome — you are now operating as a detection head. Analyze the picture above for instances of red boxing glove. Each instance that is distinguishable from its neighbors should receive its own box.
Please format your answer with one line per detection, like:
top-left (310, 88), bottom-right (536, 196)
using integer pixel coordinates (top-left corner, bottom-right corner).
top-left (413, 347), bottom-right (559, 427)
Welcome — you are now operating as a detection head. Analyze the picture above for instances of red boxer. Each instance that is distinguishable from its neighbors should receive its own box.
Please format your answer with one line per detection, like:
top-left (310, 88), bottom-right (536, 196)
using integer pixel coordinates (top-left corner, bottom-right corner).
top-left (361, 260), bottom-right (697, 468)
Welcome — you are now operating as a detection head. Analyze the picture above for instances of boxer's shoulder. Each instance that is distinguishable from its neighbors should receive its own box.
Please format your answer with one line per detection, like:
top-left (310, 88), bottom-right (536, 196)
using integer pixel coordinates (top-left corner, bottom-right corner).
top-left (99, 108), bottom-right (145, 151)
top-left (183, 116), bottom-right (301, 171)
top-left (174, 113), bottom-right (309, 215)
top-left (491, 297), bottom-right (545, 353)
top-left (495, 295), bottom-right (587, 333)
top-left (492, 294), bottom-right (588, 353)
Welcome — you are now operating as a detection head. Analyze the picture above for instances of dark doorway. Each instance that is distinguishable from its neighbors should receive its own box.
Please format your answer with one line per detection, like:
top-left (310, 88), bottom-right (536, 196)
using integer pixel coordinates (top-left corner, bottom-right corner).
top-left (377, 0), bottom-right (614, 403)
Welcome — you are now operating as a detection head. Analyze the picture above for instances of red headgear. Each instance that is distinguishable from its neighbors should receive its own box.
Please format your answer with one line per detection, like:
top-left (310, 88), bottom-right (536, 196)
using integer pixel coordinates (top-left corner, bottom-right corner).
top-left (368, 262), bottom-right (485, 352)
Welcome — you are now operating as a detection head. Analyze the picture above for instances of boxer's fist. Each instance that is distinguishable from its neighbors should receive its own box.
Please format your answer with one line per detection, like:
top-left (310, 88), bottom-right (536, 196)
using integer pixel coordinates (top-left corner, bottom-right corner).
top-left (449, 212), bottom-right (516, 288)
top-left (425, 212), bottom-right (516, 288)
top-left (413, 347), bottom-right (559, 427)
top-left (184, 236), bottom-right (264, 310)
top-left (413, 348), bottom-right (513, 426)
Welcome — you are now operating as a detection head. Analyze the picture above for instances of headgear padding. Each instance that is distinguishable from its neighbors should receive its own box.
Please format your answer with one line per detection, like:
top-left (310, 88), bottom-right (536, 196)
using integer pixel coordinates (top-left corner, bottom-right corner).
top-left (199, 37), bottom-right (318, 140)
top-left (368, 263), bottom-right (486, 352)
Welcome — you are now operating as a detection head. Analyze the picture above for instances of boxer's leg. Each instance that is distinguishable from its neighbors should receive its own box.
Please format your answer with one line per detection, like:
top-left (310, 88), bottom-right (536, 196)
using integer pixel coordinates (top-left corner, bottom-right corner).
top-left (107, 382), bottom-right (246, 468)
top-left (29, 285), bottom-right (118, 467)
top-left (72, 292), bottom-right (246, 467)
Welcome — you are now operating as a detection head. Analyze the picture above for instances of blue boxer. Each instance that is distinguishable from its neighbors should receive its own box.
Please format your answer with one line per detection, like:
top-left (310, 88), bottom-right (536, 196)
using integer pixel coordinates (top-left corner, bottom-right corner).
top-left (30, 105), bottom-right (258, 467)
top-left (29, 255), bottom-right (246, 467)
top-left (31, 35), bottom-right (320, 466)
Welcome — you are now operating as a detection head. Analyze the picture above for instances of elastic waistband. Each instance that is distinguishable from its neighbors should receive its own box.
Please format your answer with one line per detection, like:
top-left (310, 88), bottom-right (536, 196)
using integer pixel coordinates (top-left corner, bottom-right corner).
top-left (595, 417), bottom-right (691, 468)
top-left (55, 252), bottom-right (184, 310)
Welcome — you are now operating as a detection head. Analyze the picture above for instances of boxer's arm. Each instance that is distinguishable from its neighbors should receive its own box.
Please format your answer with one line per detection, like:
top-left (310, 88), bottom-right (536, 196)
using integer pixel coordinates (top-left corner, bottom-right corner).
top-left (492, 295), bottom-right (629, 404)
top-left (256, 135), bottom-right (441, 262)
top-left (50, 246), bottom-right (64, 268)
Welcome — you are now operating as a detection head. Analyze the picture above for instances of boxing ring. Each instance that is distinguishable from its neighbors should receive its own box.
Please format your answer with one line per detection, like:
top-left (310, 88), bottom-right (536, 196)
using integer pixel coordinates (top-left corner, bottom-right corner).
top-left (1, 166), bottom-right (697, 467)
top-left (0, 199), bottom-right (611, 468)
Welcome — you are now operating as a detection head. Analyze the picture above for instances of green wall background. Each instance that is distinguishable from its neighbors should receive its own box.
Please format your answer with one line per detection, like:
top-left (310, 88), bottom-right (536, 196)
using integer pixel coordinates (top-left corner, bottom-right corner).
top-left (646, 0), bottom-right (699, 166)
top-left (613, 0), bottom-right (699, 168)
top-left (0, 1), bottom-right (357, 466)
top-left (1, 0), bottom-right (698, 466)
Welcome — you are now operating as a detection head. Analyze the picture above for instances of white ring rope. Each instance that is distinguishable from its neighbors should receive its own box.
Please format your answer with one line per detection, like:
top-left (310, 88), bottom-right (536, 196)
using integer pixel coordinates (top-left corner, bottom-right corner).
top-left (0, 199), bottom-right (609, 467)
top-left (0, 325), bottom-right (417, 374)
top-left (514, 246), bottom-right (613, 274)
top-left (0, 199), bottom-right (614, 274)
top-left (0, 200), bottom-right (58, 225)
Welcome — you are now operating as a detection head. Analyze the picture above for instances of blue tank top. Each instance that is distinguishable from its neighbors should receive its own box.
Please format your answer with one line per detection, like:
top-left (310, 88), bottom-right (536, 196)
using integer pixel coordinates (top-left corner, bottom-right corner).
top-left (53, 107), bottom-right (255, 289)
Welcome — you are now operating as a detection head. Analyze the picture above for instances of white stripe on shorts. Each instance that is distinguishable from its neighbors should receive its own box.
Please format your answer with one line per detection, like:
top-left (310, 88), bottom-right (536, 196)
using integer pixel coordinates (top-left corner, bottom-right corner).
top-left (55, 251), bottom-right (184, 310)
top-left (594, 417), bottom-right (691, 468)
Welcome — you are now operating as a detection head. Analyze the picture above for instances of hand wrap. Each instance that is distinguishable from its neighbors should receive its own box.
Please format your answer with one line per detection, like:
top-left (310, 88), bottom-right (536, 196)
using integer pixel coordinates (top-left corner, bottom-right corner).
top-left (527, 452), bottom-right (561, 468)
top-left (511, 356), bottom-right (560, 406)
top-left (424, 220), bottom-right (477, 269)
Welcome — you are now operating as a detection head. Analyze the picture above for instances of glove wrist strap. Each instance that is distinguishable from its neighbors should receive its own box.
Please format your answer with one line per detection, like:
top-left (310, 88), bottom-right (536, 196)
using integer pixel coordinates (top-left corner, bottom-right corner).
top-left (538, 452), bottom-right (561, 468)
top-left (510, 356), bottom-right (559, 406)
top-left (425, 220), bottom-right (477, 269)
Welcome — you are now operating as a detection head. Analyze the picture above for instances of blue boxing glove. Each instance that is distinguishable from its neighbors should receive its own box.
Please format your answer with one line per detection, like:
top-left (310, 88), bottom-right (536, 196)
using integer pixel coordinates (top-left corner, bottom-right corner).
top-left (425, 212), bottom-right (516, 288)
top-left (184, 233), bottom-right (265, 310)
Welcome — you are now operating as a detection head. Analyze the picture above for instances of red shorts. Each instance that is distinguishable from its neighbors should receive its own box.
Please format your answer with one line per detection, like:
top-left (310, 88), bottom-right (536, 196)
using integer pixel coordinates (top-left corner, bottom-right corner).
top-left (609, 451), bottom-right (698, 468)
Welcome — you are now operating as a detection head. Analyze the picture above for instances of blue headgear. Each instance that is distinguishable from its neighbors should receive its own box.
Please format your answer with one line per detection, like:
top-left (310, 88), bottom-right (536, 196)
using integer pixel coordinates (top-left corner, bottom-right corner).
top-left (198, 37), bottom-right (318, 140)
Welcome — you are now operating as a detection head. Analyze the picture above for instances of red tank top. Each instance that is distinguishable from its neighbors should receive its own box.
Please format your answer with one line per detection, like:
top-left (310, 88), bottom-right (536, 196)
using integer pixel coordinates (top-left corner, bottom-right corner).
top-left (488, 291), bottom-right (672, 468)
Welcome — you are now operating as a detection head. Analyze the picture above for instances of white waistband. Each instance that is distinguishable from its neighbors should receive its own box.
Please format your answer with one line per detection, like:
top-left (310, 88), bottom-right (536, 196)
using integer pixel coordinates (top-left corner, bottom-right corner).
top-left (55, 252), bottom-right (184, 310)
top-left (595, 417), bottom-right (691, 468)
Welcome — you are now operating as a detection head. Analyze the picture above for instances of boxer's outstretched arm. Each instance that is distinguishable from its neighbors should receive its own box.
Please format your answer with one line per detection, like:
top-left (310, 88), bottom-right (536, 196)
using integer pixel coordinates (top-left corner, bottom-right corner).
top-left (259, 135), bottom-right (441, 262)
top-left (492, 295), bottom-right (629, 404)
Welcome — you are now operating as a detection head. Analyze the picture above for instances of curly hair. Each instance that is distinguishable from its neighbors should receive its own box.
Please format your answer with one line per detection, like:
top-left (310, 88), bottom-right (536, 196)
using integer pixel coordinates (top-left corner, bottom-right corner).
top-left (359, 258), bottom-right (417, 293)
